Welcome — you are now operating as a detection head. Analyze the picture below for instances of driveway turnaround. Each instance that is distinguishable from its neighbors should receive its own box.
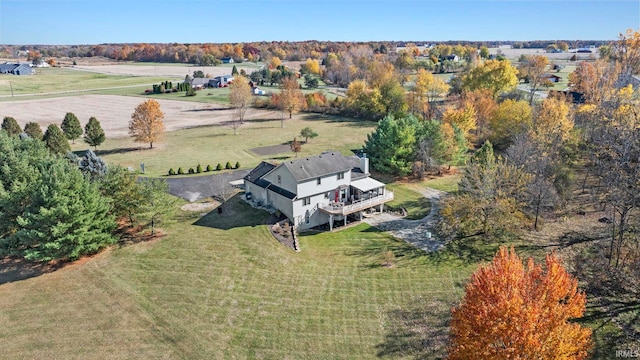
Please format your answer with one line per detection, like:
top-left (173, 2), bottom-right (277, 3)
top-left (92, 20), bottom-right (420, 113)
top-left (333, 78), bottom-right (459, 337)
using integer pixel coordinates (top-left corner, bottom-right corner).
top-left (165, 169), bottom-right (249, 202)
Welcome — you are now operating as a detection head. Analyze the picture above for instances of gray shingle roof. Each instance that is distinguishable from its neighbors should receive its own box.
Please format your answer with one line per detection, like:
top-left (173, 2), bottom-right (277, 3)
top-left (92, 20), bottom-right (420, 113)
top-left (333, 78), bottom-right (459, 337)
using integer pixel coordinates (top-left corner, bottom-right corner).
top-left (281, 152), bottom-right (360, 182)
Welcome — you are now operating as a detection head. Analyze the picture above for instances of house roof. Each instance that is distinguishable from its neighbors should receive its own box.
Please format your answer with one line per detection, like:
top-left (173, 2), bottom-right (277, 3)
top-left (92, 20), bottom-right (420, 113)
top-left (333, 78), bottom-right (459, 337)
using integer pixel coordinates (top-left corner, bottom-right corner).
top-left (281, 152), bottom-right (359, 182)
top-left (244, 161), bottom-right (276, 184)
top-left (351, 177), bottom-right (385, 192)
top-left (266, 184), bottom-right (296, 200)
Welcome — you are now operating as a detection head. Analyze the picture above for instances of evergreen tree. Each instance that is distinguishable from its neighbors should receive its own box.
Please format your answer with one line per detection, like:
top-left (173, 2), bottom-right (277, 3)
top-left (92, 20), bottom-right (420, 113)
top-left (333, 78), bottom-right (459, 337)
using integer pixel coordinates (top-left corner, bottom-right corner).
top-left (231, 65), bottom-right (239, 76)
top-left (364, 114), bottom-right (418, 176)
top-left (1, 116), bottom-right (21, 136)
top-left (78, 149), bottom-right (108, 181)
top-left (83, 116), bottom-right (106, 150)
top-left (0, 132), bottom-right (116, 262)
top-left (61, 112), bottom-right (83, 143)
top-left (23, 122), bottom-right (43, 140)
top-left (43, 124), bottom-right (71, 154)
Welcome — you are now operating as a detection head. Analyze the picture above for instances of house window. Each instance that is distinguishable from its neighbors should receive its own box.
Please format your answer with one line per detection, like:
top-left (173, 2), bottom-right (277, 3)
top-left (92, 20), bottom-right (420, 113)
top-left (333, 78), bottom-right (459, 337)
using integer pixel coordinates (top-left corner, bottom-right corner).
top-left (317, 177), bottom-right (321, 185)
top-left (302, 197), bottom-right (311, 205)
top-left (337, 172), bottom-right (344, 180)
top-left (277, 175), bottom-right (281, 184)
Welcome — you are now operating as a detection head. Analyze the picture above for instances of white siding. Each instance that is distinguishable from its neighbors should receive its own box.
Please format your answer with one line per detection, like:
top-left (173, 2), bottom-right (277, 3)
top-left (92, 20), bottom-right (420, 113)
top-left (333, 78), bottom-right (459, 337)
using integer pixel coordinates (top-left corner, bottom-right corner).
top-left (296, 170), bottom-right (351, 198)
top-left (263, 167), bottom-right (297, 194)
top-left (244, 182), bottom-right (268, 205)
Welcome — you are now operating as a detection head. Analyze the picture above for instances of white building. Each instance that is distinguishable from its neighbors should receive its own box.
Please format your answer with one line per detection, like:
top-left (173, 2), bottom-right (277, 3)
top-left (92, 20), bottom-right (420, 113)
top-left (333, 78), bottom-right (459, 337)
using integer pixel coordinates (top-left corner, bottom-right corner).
top-left (244, 152), bottom-right (393, 231)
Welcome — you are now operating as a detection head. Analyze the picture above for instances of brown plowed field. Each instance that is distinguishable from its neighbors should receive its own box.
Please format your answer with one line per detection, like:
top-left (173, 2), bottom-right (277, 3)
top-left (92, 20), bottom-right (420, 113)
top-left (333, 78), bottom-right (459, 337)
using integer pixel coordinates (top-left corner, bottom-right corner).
top-left (0, 94), bottom-right (277, 138)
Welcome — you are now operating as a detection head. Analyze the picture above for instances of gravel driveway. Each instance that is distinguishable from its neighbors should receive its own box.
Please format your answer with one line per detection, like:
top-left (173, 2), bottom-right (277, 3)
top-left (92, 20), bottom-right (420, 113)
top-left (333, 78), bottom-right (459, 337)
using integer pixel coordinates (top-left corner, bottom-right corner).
top-left (364, 187), bottom-right (447, 252)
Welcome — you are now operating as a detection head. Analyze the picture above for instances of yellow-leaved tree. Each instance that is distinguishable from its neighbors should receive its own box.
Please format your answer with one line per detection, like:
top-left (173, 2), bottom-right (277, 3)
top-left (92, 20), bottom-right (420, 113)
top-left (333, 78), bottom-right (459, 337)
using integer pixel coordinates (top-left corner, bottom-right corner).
top-left (462, 59), bottom-right (519, 98)
top-left (449, 247), bottom-right (592, 360)
top-left (129, 99), bottom-right (165, 149)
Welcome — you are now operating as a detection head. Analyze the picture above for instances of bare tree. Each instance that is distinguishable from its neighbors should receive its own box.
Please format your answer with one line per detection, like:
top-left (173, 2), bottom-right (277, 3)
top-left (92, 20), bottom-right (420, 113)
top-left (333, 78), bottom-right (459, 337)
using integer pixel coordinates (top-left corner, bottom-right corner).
top-left (229, 75), bottom-right (253, 135)
top-left (211, 173), bottom-right (237, 213)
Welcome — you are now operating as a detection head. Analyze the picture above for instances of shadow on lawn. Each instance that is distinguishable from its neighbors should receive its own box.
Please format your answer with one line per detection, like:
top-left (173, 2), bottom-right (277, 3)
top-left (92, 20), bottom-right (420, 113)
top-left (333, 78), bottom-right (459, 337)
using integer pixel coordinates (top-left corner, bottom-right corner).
top-left (299, 113), bottom-right (377, 128)
top-left (93, 147), bottom-right (145, 156)
top-left (376, 296), bottom-right (451, 359)
top-left (0, 258), bottom-right (57, 285)
top-left (193, 195), bottom-right (268, 230)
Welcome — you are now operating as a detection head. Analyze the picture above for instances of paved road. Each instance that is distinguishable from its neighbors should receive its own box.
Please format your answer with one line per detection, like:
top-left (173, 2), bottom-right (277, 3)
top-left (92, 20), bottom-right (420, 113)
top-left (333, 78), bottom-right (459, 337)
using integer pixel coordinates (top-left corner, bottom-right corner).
top-left (165, 169), bottom-right (249, 202)
top-left (364, 187), bottom-right (447, 252)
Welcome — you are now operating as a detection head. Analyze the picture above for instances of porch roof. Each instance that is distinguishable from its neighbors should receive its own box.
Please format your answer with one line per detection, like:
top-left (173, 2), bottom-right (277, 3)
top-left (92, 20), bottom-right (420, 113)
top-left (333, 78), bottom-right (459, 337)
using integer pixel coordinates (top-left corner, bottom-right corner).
top-left (351, 177), bottom-right (385, 192)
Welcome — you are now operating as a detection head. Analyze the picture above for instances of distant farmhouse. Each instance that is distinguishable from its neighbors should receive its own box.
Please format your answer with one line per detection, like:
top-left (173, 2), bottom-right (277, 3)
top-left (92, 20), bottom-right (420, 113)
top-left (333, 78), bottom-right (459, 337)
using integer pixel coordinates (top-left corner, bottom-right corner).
top-left (244, 152), bottom-right (393, 231)
top-left (0, 62), bottom-right (34, 75)
top-left (221, 57), bottom-right (234, 64)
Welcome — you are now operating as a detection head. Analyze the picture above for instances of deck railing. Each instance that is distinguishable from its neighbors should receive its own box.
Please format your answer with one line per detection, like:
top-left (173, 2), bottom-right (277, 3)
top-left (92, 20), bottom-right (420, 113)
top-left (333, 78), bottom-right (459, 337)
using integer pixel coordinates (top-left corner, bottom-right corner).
top-left (319, 191), bottom-right (394, 215)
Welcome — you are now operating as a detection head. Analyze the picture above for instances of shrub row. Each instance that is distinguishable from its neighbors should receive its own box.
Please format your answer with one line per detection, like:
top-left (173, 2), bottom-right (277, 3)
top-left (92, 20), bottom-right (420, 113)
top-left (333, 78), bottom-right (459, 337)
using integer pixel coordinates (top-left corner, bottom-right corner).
top-left (167, 161), bottom-right (240, 176)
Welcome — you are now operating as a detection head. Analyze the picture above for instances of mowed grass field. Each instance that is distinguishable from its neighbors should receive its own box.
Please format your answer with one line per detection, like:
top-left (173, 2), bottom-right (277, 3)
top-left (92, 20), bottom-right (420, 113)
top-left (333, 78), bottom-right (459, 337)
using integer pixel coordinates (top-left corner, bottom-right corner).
top-left (0, 67), bottom-right (172, 97)
top-left (0, 196), bottom-right (476, 359)
top-left (73, 114), bottom-right (377, 177)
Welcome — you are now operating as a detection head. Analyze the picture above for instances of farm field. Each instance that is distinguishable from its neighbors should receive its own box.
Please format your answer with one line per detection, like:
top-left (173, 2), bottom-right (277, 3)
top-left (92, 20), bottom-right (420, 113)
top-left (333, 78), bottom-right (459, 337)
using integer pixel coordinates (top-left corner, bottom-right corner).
top-left (71, 62), bottom-right (263, 78)
top-left (0, 67), bottom-right (171, 97)
top-left (0, 94), bottom-right (247, 138)
top-left (0, 196), bottom-right (477, 359)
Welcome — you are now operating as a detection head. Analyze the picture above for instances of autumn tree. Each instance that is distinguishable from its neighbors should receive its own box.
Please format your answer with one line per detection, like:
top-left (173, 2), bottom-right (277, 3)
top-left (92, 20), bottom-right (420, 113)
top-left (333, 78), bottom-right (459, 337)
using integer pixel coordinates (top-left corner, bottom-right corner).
top-left (488, 99), bottom-right (532, 149)
top-left (129, 99), bottom-right (165, 149)
top-left (442, 104), bottom-right (477, 141)
top-left (533, 96), bottom-right (574, 145)
top-left (61, 112), bottom-right (83, 143)
top-left (43, 124), bottom-right (70, 154)
top-left (345, 79), bottom-right (384, 119)
top-left (23, 122), bottom-right (43, 140)
top-left (84, 116), bottom-right (106, 150)
top-left (303, 57), bottom-right (321, 75)
top-left (438, 141), bottom-right (528, 240)
top-left (136, 178), bottom-right (177, 236)
top-left (461, 89), bottom-right (497, 139)
top-left (290, 137), bottom-right (301, 157)
top-left (229, 74), bottom-right (252, 134)
top-left (518, 55), bottom-right (551, 104)
top-left (2, 116), bottom-right (21, 136)
top-left (461, 59), bottom-right (519, 98)
top-left (449, 247), bottom-right (592, 360)
top-left (279, 76), bottom-right (304, 120)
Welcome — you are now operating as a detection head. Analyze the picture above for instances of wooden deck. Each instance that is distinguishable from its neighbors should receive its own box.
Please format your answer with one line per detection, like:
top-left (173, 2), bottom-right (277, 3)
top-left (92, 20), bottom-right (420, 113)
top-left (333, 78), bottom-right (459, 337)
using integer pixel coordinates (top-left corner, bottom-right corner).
top-left (319, 191), bottom-right (394, 216)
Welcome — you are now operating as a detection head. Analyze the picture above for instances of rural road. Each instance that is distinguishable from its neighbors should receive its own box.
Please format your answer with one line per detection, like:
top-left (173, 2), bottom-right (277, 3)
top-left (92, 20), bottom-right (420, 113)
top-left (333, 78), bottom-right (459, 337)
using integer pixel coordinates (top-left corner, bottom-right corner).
top-left (364, 187), bottom-right (447, 252)
top-left (0, 83), bottom-right (159, 98)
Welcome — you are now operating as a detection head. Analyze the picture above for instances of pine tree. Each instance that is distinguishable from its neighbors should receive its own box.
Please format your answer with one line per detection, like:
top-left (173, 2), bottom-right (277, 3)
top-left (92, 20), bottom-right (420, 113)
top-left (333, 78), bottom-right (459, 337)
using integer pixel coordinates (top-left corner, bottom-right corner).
top-left (231, 65), bottom-right (239, 76)
top-left (84, 116), bottom-right (106, 150)
top-left (78, 149), bottom-right (108, 181)
top-left (23, 122), bottom-right (43, 140)
top-left (61, 112), bottom-right (83, 143)
top-left (1, 116), bottom-right (22, 136)
top-left (43, 124), bottom-right (70, 154)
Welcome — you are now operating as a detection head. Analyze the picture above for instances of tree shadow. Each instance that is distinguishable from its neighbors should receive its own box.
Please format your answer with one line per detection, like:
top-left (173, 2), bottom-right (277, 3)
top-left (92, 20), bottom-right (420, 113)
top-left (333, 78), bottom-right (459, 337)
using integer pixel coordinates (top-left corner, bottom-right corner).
top-left (0, 257), bottom-right (61, 285)
top-left (299, 113), bottom-right (377, 128)
top-left (376, 296), bottom-right (451, 359)
top-left (193, 195), bottom-right (269, 230)
top-left (95, 147), bottom-right (145, 156)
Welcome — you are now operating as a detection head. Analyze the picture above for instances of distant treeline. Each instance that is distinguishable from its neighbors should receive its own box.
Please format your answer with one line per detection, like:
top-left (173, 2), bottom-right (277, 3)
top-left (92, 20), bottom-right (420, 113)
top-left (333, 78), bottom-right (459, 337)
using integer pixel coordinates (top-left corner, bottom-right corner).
top-left (1, 39), bottom-right (610, 64)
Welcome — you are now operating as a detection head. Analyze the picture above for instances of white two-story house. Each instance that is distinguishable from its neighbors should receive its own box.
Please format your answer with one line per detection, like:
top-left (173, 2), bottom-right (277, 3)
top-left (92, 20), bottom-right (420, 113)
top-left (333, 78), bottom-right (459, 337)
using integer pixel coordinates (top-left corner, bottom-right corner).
top-left (244, 152), bottom-right (393, 231)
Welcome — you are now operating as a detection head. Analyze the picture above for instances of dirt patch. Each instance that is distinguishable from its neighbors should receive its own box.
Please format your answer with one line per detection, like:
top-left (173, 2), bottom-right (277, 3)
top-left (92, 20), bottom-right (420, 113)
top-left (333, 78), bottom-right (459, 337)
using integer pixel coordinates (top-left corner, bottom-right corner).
top-left (0, 94), bottom-right (280, 138)
top-left (181, 201), bottom-right (219, 212)
top-left (251, 144), bottom-right (292, 156)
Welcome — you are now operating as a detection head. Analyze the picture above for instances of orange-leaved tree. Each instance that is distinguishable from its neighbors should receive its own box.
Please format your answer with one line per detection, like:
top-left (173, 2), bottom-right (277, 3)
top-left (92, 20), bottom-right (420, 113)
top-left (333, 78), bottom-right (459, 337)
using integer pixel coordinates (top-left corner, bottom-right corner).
top-left (129, 99), bottom-right (165, 149)
top-left (449, 247), bottom-right (592, 360)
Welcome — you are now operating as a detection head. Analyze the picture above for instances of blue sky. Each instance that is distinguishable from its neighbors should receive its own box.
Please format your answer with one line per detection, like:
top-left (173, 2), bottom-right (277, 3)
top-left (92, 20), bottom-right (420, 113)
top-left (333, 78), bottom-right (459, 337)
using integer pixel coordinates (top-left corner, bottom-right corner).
top-left (1, 0), bottom-right (638, 44)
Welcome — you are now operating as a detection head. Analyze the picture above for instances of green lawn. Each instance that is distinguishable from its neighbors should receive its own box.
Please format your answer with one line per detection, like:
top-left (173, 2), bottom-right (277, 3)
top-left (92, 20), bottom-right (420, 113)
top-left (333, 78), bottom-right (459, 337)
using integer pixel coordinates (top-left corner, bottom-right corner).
top-left (0, 195), bottom-right (476, 359)
top-left (72, 114), bottom-right (377, 177)
top-left (385, 184), bottom-right (432, 220)
top-left (0, 67), bottom-right (172, 97)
